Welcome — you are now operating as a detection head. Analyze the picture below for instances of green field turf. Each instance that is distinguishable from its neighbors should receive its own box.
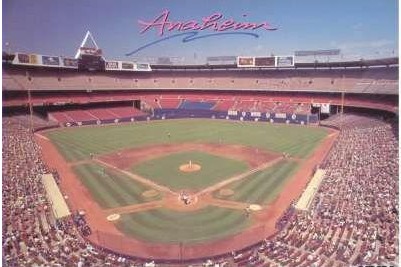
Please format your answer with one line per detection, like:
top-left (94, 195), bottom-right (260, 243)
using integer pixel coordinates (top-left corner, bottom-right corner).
top-left (46, 119), bottom-right (328, 162)
top-left (213, 160), bottom-right (299, 205)
top-left (72, 163), bottom-right (161, 209)
top-left (115, 206), bottom-right (251, 243)
top-left (47, 119), bottom-right (328, 244)
top-left (132, 151), bottom-right (249, 190)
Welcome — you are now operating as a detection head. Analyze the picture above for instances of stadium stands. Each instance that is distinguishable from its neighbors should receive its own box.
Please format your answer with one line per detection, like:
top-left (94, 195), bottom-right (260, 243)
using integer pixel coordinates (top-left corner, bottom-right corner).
top-left (49, 107), bottom-right (147, 125)
top-left (2, 56), bottom-right (398, 265)
top-left (3, 65), bottom-right (398, 95)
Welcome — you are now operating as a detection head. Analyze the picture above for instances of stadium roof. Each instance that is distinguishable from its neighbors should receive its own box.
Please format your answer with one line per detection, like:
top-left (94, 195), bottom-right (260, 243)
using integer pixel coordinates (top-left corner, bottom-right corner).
top-left (151, 57), bottom-right (398, 70)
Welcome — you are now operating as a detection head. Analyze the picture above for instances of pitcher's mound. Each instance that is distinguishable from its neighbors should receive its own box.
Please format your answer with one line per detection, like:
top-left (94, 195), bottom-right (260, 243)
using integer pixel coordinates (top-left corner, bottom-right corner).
top-left (179, 163), bottom-right (201, 172)
top-left (142, 190), bottom-right (159, 198)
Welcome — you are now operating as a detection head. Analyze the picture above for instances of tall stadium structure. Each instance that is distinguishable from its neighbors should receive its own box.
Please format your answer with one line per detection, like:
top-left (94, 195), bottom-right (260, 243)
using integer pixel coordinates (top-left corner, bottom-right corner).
top-left (2, 38), bottom-right (398, 266)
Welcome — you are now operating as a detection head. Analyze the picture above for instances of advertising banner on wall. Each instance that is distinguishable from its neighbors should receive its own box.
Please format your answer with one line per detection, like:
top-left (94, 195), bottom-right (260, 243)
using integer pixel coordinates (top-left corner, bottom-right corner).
top-left (105, 61), bottom-right (120, 70)
top-left (42, 55), bottom-right (60, 66)
top-left (276, 56), bottom-right (294, 67)
top-left (62, 58), bottom-right (78, 68)
top-left (254, 57), bottom-right (275, 67)
top-left (237, 57), bottom-right (255, 67)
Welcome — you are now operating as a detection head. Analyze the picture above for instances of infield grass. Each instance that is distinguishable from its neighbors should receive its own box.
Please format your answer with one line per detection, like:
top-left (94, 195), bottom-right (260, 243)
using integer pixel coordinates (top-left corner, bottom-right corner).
top-left (132, 151), bottom-right (249, 190)
top-left (46, 119), bottom-right (328, 162)
top-left (72, 163), bottom-right (161, 209)
top-left (213, 160), bottom-right (299, 205)
top-left (116, 206), bottom-right (251, 243)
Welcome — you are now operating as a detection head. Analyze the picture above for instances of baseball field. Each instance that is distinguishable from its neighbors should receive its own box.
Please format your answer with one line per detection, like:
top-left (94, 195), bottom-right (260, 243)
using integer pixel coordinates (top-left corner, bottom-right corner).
top-left (43, 119), bottom-right (329, 246)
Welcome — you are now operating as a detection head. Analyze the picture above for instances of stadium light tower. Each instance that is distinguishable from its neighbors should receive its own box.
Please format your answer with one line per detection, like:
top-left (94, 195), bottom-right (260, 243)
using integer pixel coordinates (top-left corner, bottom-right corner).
top-left (75, 31), bottom-right (105, 71)
top-left (75, 30), bottom-right (102, 59)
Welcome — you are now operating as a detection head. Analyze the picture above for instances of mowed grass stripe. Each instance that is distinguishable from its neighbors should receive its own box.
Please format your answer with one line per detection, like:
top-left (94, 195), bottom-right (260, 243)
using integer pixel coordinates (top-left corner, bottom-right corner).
top-left (73, 163), bottom-right (159, 209)
top-left (215, 160), bottom-right (299, 205)
top-left (116, 207), bottom-right (250, 243)
top-left (46, 119), bottom-right (328, 163)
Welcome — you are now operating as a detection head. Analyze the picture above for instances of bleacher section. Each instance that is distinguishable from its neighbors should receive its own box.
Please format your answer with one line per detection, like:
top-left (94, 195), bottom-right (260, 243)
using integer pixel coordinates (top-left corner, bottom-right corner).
top-left (49, 107), bottom-right (147, 126)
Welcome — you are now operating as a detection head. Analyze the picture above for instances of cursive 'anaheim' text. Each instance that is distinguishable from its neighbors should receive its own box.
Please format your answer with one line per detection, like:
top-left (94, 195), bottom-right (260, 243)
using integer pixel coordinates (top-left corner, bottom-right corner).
top-left (138, 10), bottom-right (278, 36)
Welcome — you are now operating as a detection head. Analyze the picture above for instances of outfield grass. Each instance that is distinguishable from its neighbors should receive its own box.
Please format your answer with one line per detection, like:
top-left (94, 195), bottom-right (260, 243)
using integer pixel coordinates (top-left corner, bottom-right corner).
top-left (46, 119), bottom-right (328, 162)
top-left (132, 151), bottom-right (249, 190)
top-left (213, 160), bottom-right (299, 205)
top-left (115, 206), bottom-right (251, 243)
top-left (73, 163), bottom-right (160, 209)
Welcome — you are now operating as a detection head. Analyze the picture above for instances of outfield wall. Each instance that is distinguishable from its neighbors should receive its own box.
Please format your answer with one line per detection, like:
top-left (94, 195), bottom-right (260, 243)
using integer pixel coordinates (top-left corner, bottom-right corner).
top-left (58, 109), bottom-right (318, 127)
top-left (154, 108), bottom-right (317, 125)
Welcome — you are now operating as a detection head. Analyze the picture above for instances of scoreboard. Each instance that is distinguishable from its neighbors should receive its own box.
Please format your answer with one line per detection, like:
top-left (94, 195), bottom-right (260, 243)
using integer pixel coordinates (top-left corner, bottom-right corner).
top-left (237, 55), bottom-right (294, 68)
top-left (254, 57), bottom-right (275, 67)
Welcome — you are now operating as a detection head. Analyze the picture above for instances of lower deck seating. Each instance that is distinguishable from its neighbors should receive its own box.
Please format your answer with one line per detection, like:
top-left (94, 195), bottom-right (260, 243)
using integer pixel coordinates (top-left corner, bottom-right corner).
top-left (49, 107), bottom-right (146, 124)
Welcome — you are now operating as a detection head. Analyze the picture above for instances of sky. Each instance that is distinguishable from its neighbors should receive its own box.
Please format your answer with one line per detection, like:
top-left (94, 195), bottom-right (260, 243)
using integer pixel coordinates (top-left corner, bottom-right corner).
top-left (2, 0), bottom-right (399, 63)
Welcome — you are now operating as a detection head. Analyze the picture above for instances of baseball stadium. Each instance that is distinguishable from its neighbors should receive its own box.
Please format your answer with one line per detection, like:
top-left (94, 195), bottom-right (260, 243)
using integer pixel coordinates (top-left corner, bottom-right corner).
top-left (2, 1), bottom-right (399, 267)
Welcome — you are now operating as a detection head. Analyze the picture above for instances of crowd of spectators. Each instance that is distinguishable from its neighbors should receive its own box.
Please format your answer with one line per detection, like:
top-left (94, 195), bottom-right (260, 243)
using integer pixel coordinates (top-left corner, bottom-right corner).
top-left (2, 113), bottom-right (398, 266)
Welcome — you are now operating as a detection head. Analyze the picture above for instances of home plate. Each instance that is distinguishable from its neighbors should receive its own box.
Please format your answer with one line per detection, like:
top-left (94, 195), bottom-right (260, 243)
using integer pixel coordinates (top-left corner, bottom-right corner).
top-left (249, 204), bottom-right (262, 211)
